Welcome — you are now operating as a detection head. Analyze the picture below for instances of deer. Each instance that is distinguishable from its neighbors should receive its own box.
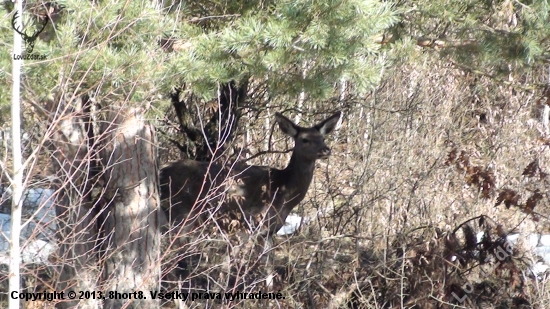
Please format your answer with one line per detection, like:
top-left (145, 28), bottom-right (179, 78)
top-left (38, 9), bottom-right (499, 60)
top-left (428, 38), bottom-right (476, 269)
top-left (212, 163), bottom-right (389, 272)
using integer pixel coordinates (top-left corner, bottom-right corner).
top-left (159, 110), bottom-right (341, 286)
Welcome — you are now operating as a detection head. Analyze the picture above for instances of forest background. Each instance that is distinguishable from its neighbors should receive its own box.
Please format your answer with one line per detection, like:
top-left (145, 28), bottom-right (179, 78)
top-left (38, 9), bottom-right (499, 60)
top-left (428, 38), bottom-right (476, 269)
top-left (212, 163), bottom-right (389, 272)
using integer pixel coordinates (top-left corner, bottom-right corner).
top-left (1, 0), bottom-right (550, 308)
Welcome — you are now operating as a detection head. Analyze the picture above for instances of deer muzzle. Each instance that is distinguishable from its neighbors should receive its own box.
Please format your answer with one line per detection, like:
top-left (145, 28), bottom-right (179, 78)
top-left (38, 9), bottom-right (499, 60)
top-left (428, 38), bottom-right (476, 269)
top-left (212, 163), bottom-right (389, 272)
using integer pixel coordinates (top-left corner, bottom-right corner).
top-left (318, 147), bottom-right (331, 159)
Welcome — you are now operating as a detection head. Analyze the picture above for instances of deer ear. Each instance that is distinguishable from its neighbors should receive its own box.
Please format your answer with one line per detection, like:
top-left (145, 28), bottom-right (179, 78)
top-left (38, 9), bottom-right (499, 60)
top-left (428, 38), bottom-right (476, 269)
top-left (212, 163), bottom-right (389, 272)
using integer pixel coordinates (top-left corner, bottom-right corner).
top-left (315, 111), bottom-right (342, 135)
top-left (275, 113), bottom-right (299, 137)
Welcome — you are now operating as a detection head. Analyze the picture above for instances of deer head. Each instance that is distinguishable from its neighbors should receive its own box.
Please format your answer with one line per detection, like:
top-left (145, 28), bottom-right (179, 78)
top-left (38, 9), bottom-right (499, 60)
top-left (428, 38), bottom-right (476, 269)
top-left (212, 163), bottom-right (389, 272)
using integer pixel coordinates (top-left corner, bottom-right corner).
top-left (275, 111), bottom-right (341, 161)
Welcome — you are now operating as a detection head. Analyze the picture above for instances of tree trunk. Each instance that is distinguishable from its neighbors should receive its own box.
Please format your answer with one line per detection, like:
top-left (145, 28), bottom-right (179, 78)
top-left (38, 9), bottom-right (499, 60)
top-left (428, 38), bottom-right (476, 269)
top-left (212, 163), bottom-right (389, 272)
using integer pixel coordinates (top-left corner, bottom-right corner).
top-left (9, 2), bottom-right (23, 308)
top-left (100, 107), bottom-right (161, 309)
top-left (50, 94), bottom-right (100, 309)
top-left (171, 81), bottom-right (248, 161)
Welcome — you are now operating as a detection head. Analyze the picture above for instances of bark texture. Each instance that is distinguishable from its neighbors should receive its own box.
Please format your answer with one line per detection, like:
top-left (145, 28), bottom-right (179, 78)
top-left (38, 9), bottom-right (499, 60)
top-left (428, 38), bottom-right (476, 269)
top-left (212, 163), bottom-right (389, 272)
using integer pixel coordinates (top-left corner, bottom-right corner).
top-left (49, 94), bottom-right (100, 309)
top-left (100, 107), bottom-right (161, 309)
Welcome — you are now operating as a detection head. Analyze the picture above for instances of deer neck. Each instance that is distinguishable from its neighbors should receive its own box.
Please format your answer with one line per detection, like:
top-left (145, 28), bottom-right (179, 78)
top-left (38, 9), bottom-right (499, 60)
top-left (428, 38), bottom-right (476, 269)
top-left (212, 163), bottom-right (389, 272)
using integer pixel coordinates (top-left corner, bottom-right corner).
top-left (279, 152), bottom-right (316, 197)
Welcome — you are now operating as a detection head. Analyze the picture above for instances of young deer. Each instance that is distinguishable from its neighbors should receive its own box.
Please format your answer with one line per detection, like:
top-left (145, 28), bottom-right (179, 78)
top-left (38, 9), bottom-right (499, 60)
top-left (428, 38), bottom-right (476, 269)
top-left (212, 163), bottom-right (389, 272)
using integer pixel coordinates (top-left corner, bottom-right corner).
top-left (159, 111), bottom-right (342, 238)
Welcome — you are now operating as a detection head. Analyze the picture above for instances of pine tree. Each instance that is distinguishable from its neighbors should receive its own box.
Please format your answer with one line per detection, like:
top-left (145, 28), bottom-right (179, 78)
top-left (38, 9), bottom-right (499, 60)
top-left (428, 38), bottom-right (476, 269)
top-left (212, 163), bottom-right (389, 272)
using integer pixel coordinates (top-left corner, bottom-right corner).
top-left (392, 0), bottom-right (550, 79)
top-left (0, 1), bottom-right (398, 307)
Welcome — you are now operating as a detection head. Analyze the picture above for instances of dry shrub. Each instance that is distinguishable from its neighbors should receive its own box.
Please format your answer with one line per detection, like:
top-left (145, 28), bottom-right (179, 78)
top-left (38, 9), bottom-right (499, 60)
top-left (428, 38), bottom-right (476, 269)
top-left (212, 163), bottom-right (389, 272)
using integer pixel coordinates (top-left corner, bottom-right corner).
top-left (245, 56), bottom-right (550, 308)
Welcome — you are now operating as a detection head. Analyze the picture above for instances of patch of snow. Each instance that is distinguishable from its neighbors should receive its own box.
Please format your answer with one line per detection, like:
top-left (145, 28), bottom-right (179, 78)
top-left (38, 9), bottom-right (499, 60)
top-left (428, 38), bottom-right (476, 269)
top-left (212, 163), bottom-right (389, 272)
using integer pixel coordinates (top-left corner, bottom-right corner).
top-left (474, 231), bottom-right (550, 277)
top-left (0, 188), bottom-right (57, 265)
top-left (531, 262), bottom-right (549, 276)
top-left (277, 214), bottom-right (306, 236)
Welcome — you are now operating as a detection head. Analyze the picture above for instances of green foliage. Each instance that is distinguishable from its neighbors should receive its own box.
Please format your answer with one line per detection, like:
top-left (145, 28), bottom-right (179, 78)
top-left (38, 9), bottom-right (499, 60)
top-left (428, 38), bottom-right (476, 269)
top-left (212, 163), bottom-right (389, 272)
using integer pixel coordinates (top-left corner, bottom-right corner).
top-left (0, 0), bottom-right (397, 114)
top-left (1, 0), bottom-right (548, 114)
top-left (0, 0), bottom-right (172, 109)
top-left (395, 0), bottom-right (550, 75)
top-left (170, 0), bottom-right (398, 99)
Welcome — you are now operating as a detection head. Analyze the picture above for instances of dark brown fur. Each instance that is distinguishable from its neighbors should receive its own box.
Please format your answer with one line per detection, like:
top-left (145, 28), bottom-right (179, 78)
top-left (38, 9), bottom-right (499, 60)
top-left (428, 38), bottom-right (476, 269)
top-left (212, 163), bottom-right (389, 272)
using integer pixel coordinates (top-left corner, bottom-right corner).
top-left (160, 111), bottom-right (341, 236)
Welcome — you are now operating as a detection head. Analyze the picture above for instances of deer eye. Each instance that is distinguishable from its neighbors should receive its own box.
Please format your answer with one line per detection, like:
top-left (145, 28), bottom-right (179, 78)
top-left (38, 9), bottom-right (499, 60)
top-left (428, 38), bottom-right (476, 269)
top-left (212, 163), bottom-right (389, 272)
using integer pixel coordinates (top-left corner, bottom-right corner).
top-left (301, 138), bottom-right (310, 144)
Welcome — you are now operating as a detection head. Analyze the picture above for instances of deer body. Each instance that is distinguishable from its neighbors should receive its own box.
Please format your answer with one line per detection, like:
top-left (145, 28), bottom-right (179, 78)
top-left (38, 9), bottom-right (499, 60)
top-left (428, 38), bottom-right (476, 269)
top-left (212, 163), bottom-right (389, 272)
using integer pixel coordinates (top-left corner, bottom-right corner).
top-left (160, 111), bottom-right (341, 236)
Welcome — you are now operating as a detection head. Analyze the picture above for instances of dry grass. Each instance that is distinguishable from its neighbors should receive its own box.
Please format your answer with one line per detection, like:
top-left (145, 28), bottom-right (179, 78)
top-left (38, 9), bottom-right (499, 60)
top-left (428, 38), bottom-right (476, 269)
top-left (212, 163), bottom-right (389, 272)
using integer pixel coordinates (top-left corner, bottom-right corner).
top-left (2, 55), bottom-right (550, 309)
top-left (166, 56), bottom-right (550, 308)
